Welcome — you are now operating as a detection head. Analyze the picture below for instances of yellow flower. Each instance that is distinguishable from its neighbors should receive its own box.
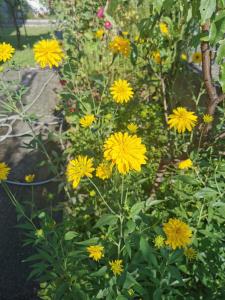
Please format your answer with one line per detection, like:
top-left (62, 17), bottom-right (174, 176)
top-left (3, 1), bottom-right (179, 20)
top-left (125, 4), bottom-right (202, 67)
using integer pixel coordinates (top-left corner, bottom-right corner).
top-left (95, 29), bottom-right (105, 39)
top-left (33, 39), bottom-right (64, 68)
top-left (89, 190), bottom-right (96, 197)
top-left (168, 107), bottom-right (197, 133)
top-left (25, 174), bottom-right (35, 183)
top-left (0, 162), bottom-right (11, 181)
top-left (35, 229), bottom-right (44, 239)
top-left (178, 159), bottom-right (193, 170)
top-left (96, 161), bottom-right (112, 180)
top-left (184, 247), bottom-right (197, 260)
top-left (203, 114), bottom-right (213, 124)
top-left (110, 79), bottom-right (134, 104)
top-left (163, 218), bottom-right (192, 250)
top-left (192, 52), bottom-right (202, 64)
top-left (127, 123), bottom-right (138, 133)
top-left (66, 156), bottom-right (95, 188)
top-left (122, 31), bottom-right (129, 36)
top-left (154, 235), bottom-right (165, 249)
top-left (159, 22), bottom-right (169, 36)
top-left (109, 259), bottom-right (123, 275)
top-left (87, 245), bottom-right (104, 261)
top-left (79, 114), bottom-right (96, 128)
top-left (109, 36), bottom-right (131, 57)
top-left (152, 51), bottom-right (161, 64)
top-left (181, 53), bottom-right (187, 61)
top-left (0, 42), bottom-right (15, 62)
top-left (103, 132), bottom-right (147, 174)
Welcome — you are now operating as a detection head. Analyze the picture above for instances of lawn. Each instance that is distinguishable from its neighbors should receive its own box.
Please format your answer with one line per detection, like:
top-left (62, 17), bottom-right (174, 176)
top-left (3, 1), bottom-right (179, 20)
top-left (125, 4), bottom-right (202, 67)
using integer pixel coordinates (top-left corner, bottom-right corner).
top-left (0, 26), bottom-right (53, 67)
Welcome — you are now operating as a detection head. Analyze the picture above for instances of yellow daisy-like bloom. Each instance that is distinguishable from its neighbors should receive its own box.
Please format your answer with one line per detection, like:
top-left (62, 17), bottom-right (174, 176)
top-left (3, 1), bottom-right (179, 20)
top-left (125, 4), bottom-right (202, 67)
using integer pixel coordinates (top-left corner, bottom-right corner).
top-left (127, 123), bottom-right (138, 133)
top-left (184, 247), bottom-right (197, 261)
top-left (95, 29), bottom-right (105, 39)
top-left (154, 235), bottom-right (165, 249)
top-left (25, 174), bottom-right (35, 183)
top-left (103, 132), bottom-right (147, 174)
top-left (66, 156), bottom-right (95, 188)
top-left (0, 162), bottom-right (11, 181)
top-left (79, 114), bottom-right (96, 128)
top-left (0, 42), bottom-right (15, 62)
top-left (181, 53), bottom-right (187, 61)
top-left (152, 51), bottom-right (161, 64)
top-left (87, 245), bottom-right (104, 261)
top-left (109, 259), bottom-right (123, 276)
top-left (110, 79), bottom-right (134, 104)
top-left (96, 161), bottom-right (112, 180)
top-left (203, 114), bottom-right (213, 124)
top-left (33, 39), bottom-right (64, 68)
top-left (163, 218), bottom-right (192, 250)
top-left (159, 22), bottom-right (169, 36)
top-left (192, 52), bottom-right (202, 64)
top-left (178, 159), bottom-right (193, 170)
top-left (109, 36), bottom-right (131, 57)
top-left (168, 107), bottom-right (197, 133)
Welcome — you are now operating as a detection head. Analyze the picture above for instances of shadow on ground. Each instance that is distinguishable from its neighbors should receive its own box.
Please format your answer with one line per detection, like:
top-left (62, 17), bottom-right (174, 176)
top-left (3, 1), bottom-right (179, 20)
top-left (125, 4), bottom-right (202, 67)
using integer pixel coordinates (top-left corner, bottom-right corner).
top-left (0, 68), bottom-right (62, 299)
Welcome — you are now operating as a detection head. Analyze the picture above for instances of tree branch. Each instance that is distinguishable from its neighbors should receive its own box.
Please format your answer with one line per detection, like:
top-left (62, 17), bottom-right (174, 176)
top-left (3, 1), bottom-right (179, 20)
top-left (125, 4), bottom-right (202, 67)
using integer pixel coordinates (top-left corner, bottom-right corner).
top-left (200, 22), bottom-right (225, 131)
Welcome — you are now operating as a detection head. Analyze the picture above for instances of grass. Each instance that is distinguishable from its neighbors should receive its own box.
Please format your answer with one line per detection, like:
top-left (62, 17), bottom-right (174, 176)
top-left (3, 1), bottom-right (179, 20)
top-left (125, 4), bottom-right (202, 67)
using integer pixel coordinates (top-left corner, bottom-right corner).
top-left (0, 26), bottom-right (54, 67)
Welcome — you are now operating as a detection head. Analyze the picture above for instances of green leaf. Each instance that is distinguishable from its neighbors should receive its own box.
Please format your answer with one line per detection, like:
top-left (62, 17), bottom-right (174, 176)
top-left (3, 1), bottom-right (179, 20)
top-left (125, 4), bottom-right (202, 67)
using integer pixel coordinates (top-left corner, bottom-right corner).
top-left (152, 0), bottom-right (165, 13)
top-left (130, 201), bottom-right (145, 217)
top-left (140, 236), bottom-right (158, 267)
top-left (90, 266), bottom-right (107, 277)
top-left (146, 199), bottom-right (168, 207)
top-left (209, 12), bottom-right (225, 45)
top-left (130, 43), bottom-right (138, 66)
top-left (175, 175), bottom-right (199, 186)
top-left (194, 187), bottom-right (218, 199)
top-left (153, 288), bottom-right (162, 300)
top-left (116, 296), bottom-right (127, 300)
top-left (107, 0), bottom-right (119, 17)
top-left (76, 237), bottom-right (99, 245)
top-left (94, 214), bottom-right (118, 228)
top-left (200, 0), bottom-right (216, 24)
top-left (64, 231), bottom-right (78, 241)
top-left (219, 64), bottom-right (225, 92)
top-left (123, 272), bottom-right (144, 294)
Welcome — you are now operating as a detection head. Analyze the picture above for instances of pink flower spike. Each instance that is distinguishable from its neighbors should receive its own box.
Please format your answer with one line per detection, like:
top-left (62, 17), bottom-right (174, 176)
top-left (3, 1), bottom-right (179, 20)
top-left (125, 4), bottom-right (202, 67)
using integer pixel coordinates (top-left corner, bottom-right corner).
top-left (104, 21), bottom-right (112, 30)
top-left (97, 7), bottom-right (104, 18)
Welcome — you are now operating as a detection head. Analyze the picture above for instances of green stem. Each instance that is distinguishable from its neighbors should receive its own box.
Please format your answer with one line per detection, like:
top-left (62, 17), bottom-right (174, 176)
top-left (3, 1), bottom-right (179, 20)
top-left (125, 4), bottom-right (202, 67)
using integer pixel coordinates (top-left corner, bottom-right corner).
top-left (88, 178), bottom-right (117, 215)
top-left (2, 182), bottom-right (37, 230)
